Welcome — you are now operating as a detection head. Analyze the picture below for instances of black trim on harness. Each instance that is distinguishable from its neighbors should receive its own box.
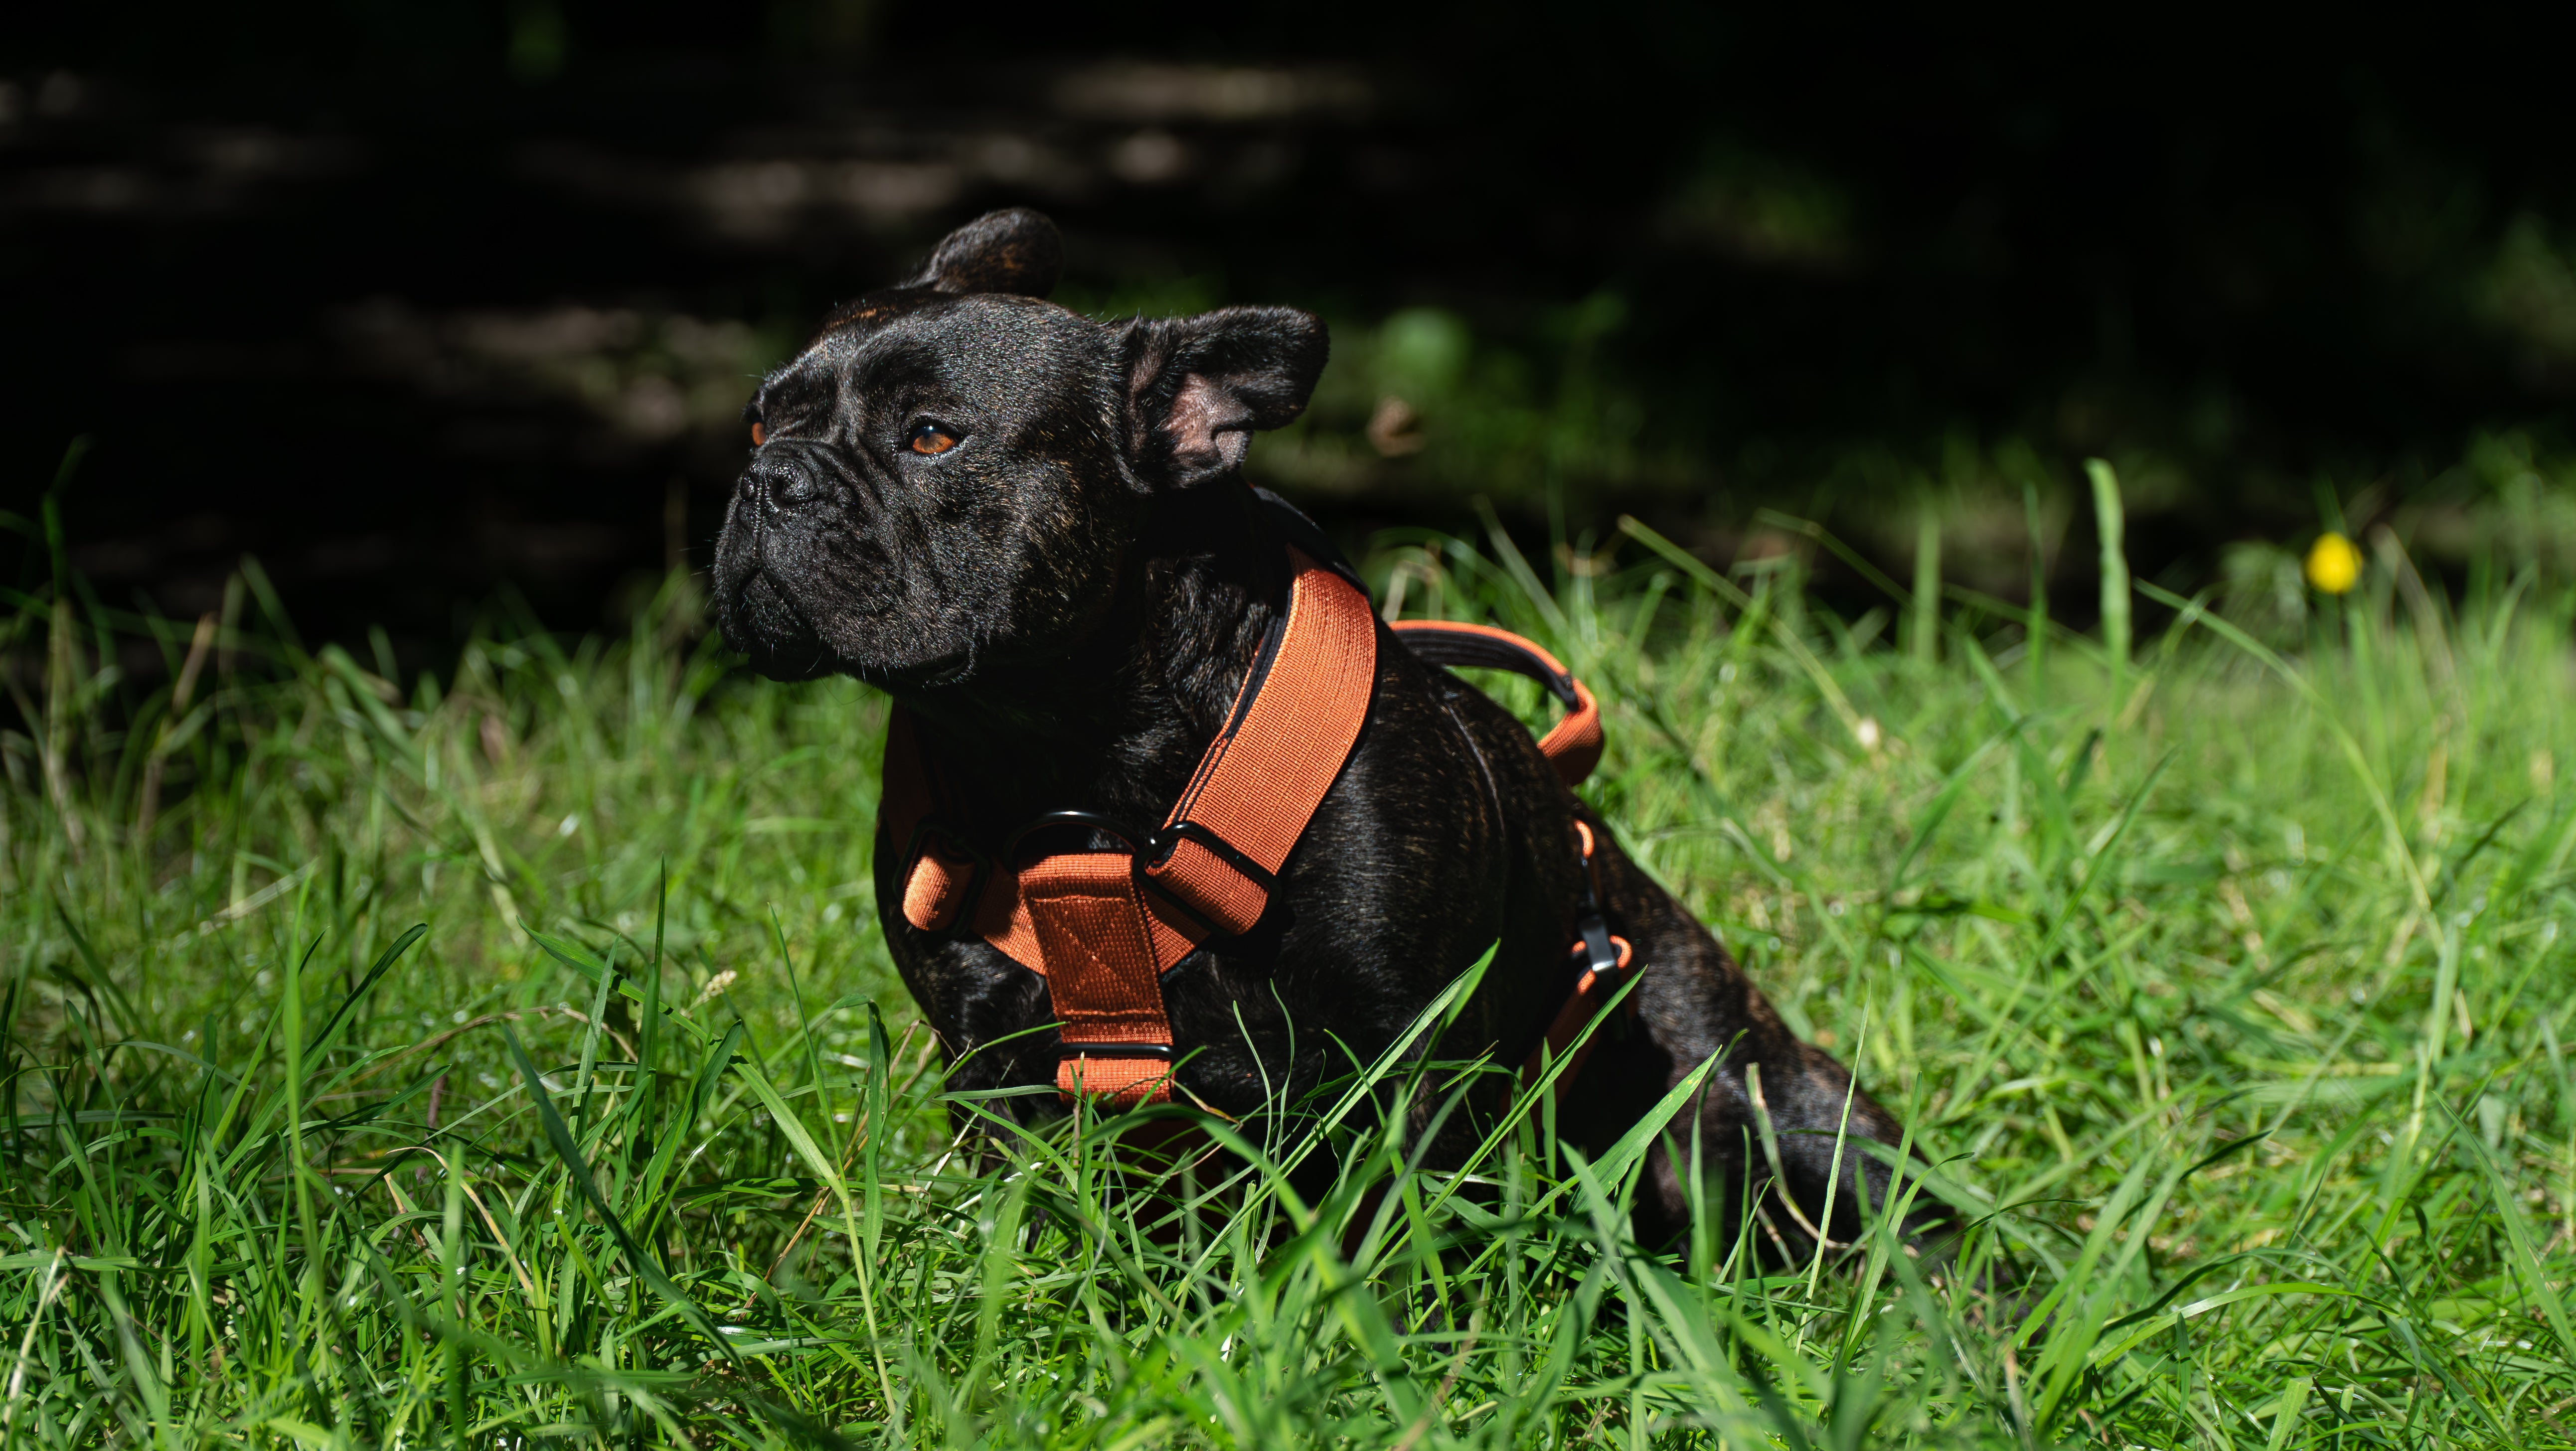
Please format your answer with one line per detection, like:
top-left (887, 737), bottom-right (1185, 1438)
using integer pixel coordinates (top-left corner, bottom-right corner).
top-left (1251, 486), bottom-right (1367, 591)
top-left (1224, 611), bottom-right (1289, 735)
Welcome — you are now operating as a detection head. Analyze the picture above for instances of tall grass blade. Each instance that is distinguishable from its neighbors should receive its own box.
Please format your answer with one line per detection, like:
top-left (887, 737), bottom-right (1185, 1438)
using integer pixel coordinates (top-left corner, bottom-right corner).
top-left (499, 1024), bottom-right (734, 1360)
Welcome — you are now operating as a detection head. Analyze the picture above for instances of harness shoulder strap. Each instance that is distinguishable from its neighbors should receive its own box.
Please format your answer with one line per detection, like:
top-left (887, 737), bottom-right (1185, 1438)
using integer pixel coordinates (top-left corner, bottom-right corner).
top-left (1142, 549), bottom-right (1377, 934)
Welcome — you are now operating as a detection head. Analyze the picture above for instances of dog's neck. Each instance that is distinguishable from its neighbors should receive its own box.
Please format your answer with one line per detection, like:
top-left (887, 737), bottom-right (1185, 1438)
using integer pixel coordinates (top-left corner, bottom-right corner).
top-left (883, 482), bottom-right (1291, 838)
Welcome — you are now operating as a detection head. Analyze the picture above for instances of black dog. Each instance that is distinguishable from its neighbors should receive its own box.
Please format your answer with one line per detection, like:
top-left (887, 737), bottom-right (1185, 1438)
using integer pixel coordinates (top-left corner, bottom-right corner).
top-left (713, 209), bottom-right (1938, 1256)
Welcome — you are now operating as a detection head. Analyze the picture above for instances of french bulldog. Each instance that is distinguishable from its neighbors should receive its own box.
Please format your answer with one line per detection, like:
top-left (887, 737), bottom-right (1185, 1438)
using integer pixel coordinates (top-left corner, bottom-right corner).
top-left (711, 208), bottom-right (1941, 1256)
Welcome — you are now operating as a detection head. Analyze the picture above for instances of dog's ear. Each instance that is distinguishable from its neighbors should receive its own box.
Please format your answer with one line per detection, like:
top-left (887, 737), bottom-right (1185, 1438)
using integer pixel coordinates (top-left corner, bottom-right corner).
top-left (1121, 306), bottom-right (1329, 488)
top-left (910, 208), bottom-right (1063, 298)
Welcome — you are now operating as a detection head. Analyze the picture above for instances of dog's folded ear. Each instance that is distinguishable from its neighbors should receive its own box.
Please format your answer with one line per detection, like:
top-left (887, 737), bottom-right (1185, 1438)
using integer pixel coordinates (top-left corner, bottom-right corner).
top-left (909, 208), bottom-right (1063, 298)
top-left (1122, 307), bottom-right (1329, 489)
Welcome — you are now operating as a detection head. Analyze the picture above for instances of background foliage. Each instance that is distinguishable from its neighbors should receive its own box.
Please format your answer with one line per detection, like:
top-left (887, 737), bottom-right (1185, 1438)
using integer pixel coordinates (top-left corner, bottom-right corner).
top-left (9, 2), bottom-right (2576, 649)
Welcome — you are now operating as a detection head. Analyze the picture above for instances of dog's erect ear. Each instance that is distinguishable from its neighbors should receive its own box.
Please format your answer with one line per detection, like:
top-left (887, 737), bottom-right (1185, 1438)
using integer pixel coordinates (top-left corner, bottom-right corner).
top-left (909, 208), bottom-right (1063, 298)
top-left (1121, 306), bottom-right (1329, 488)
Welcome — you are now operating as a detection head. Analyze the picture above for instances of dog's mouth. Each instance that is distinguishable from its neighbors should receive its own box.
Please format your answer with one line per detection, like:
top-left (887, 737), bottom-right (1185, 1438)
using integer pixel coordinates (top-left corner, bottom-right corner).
top-left (849, 650), bottom-right (977, 692)
top-left (722, 565), bottom-right (980, 691)
top-left (723, 570), bottom-right (839, 682)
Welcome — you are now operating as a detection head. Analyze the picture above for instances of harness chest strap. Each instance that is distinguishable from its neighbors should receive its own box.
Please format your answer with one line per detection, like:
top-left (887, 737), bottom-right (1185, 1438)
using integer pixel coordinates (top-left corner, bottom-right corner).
top-left (883, 548), bottom-right (1379, 1105)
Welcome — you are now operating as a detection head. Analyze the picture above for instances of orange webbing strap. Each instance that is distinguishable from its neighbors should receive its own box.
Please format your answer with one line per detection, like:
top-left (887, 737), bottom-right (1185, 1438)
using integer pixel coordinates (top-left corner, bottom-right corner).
top-left (1021, 853), bottom-right (1178, 1106)
top-left (885, 710), bottom-right (979, 934)
top-left (1521, 933), bottom-right (1635, 1105)
top-left (881, 717), bottom-right (977, 955)
top-left (1142, 551), bottom-right (1378, 933)
top-left (879, 548), bottom-right (1378, 1106)
top-left (1388, 621), bottom-right (1602, 786)
top-left (1517, 818), bottom-right (1638, 1107)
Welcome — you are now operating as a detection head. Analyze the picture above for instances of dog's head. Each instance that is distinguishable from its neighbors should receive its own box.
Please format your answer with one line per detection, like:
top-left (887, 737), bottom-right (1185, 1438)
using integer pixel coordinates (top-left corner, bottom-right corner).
top-left (711, 208), bottom-right (1328, 688)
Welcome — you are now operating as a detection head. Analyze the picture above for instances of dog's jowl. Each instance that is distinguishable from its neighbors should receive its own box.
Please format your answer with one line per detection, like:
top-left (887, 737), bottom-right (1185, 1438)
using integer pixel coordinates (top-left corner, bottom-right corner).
top-left (712, 207), bottom-right (1945, 1258)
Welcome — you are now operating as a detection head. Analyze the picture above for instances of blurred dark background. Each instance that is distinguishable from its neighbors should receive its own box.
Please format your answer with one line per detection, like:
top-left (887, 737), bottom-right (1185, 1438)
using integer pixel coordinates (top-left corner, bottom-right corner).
top-left (8, 2), bottom-right (2576, 654)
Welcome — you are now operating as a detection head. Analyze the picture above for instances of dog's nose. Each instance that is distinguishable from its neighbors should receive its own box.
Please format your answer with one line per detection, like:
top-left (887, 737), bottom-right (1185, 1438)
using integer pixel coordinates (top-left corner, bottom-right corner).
top-left (742, 455), bottom-right (825, 511)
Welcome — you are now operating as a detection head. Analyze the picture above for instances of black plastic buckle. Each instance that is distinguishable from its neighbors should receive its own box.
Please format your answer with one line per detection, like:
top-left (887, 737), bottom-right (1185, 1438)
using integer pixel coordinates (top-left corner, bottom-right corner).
top-left (1577, 913), bottom-right (1621, 981)
top-left (1570, 820), bottom-right (1621, 981)
top-left (1146, 820), bottom-right (1279, 891)
top-left (1001, 812), bottom-right (1276, 888)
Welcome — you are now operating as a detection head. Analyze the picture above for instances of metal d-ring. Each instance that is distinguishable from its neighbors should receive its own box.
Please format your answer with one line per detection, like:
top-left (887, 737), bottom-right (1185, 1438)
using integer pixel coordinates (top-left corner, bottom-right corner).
top-left (1002, 809), bottom-right (1150, 861)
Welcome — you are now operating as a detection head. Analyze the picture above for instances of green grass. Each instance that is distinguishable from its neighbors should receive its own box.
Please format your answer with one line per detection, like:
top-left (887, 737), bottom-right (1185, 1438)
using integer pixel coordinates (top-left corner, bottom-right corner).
top-left (6, 494), bottom-right (2576, 1449)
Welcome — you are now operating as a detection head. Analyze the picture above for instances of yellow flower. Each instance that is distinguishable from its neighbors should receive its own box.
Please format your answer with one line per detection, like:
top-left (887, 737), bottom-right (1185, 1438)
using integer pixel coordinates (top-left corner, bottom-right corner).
top-left (2306, 532), bottom-right (2361, 594)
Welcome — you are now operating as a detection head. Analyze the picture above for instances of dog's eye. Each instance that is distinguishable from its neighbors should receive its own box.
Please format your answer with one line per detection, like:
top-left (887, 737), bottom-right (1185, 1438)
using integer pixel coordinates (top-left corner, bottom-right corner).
top-left (749, 422), bottom-right (766, 446)
top-left (908, 422), bottom-right (962, 456)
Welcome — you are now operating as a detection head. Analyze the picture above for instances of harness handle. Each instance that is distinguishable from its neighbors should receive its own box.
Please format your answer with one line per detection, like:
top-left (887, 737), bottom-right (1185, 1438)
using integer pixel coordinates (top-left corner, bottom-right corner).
top-left (1391, 621), bottom-right (1604, 787)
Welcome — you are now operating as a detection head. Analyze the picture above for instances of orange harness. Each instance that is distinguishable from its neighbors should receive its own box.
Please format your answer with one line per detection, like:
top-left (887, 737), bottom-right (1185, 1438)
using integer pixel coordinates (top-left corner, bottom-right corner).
top-left (882, 544), bottom-right (1635, 1110)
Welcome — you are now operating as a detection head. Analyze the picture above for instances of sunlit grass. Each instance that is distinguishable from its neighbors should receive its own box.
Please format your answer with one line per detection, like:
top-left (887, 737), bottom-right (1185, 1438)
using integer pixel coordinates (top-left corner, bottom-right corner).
top-left (5, 492), bottom-right (2576, 1447)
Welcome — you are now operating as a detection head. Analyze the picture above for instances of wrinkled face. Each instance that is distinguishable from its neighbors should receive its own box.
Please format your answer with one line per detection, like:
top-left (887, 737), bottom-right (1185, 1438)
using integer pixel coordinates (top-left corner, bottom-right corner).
top-left (714, 296), bottom-right (1132, 687)
top-left (710, 207), bottom-right (1327, 690)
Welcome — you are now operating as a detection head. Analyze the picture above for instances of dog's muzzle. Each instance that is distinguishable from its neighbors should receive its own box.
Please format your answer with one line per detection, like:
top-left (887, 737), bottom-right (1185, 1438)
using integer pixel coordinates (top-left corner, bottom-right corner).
top-left (739, 445), bottom-right (836, 513)
top-left (713, 453), bottom-right (839, 675)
